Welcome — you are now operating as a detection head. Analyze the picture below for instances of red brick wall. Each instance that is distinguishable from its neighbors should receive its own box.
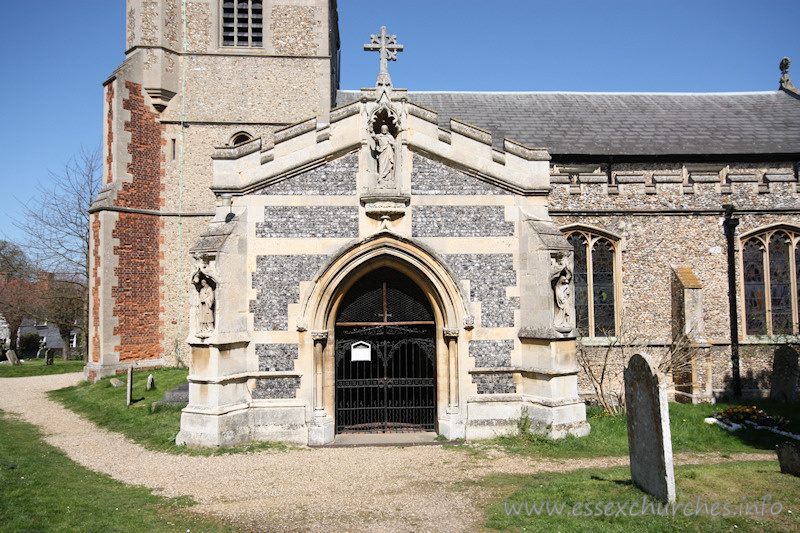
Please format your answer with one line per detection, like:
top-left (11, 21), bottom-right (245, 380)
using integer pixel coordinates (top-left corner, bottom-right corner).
top-left (105, 83), bottom-right (114, 185)
top-left (111, 81), bottom-right (166, 361)
top-left (91, 215), bottom-right (101, 363)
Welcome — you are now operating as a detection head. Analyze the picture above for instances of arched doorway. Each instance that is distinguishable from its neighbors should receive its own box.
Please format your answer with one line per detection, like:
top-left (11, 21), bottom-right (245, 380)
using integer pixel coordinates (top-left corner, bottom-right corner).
top-left (334, 267), bottom-right (437, 433)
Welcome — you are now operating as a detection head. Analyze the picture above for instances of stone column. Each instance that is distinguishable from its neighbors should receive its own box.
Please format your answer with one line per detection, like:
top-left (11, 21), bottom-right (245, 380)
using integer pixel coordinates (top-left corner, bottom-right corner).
top-left (309, 330), bottom-right (334, 445)
top-left (444, 328), bottom-right (459, 411)
top-left (311, 331), bottom-right (328, 415)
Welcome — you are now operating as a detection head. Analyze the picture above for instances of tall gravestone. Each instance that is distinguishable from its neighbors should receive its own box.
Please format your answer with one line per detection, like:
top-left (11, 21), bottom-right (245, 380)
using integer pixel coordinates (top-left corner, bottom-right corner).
top-left (624, 353), bottom-right (676, 503)
top-left (770, 345), bottom-right (798, 404)
top-left (126, 367), bottom-right (133, 407)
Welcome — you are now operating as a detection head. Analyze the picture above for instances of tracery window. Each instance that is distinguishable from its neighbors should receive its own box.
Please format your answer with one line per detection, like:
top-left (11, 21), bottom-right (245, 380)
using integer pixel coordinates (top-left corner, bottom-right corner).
top-left (741, 228), bottom-right (800, 336)
top-left (566, 229), bottom-right (620, 337)
top-left (222, 1), bottom-right (263, 47)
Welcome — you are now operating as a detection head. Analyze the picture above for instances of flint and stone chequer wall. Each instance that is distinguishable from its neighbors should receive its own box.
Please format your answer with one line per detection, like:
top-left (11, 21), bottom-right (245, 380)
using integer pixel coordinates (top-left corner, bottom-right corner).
top-left (550, 161), bottom-right (800, 399)
top-left (410, 155), bottom-right (521, 395)
top-left (248, 153), bottom-right (360, 398)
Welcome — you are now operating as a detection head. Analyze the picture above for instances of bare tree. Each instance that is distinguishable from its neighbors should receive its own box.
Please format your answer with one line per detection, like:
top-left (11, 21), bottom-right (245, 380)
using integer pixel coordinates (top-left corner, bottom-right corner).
top-left (12, 147), bottom-right (101, 360)
top-left (577, 317), bottom-right (699, 416)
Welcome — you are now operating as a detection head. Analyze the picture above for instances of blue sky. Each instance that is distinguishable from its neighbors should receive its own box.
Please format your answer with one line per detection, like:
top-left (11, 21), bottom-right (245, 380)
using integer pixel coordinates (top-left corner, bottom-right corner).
top-left (1, 1), bottom-right (798, 243)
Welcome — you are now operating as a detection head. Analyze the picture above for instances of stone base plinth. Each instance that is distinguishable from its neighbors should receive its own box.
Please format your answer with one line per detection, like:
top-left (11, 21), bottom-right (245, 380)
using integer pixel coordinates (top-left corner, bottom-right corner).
top-left (176, 405), bottom-right (251, 447)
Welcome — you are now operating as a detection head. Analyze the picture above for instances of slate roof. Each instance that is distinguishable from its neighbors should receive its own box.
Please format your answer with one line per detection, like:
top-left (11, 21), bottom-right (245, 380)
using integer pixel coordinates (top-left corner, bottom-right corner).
top-left (336, 90), bottom-right (800, 158)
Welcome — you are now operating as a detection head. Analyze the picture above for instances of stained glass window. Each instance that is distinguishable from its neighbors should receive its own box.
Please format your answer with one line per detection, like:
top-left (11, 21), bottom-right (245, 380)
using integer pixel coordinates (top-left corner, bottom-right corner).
top-left (593, 239), bottom-right (616, 337)
top-left (567, 230), bottom-right (618, 337)
top-left (743, 239), bottom-right (766, 335)
top-left (769, 232), bottom-right (792, 334)
top-left (742, 228), bottom-right (800, 337)
top-left (569, 234), bottom-right (589, 335)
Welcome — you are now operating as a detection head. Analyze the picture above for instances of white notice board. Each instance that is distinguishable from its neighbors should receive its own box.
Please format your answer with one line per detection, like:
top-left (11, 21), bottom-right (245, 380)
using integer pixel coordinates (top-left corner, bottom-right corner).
top-left (351, 341), bottom-right (371, 362)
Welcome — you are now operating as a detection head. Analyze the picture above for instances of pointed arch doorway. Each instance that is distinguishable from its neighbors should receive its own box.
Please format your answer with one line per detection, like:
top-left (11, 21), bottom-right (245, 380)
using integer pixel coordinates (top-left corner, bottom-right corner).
top-left (334, 267), bottom-right (437, 433)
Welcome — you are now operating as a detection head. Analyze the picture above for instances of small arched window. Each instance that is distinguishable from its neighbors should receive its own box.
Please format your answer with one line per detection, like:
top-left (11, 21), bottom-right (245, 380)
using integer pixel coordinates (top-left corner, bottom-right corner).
top-left (741, 228), bottom-right (800, 336)
top-left (565, 228), bottom-right (621, 337)
top-left (230, 131), bottom-right (253, 147)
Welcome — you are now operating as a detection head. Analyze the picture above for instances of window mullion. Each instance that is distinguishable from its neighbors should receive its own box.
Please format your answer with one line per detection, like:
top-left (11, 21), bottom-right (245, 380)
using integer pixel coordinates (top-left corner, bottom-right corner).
top-left (791, 236), bottom-right (799, 335)
top-left (763, 235), bottom-right (773, 336)
top-left (586, 236), bottom-right (596, 337)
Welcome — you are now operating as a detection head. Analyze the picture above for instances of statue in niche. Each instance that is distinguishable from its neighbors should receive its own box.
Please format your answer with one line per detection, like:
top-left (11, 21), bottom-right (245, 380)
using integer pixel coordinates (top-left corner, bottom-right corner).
top-left (370, 124), bottom-right (395, 186)
top-left (193, 272), bottom-right (215, 337)
top-left (551, 254), bottom-right (573, 330)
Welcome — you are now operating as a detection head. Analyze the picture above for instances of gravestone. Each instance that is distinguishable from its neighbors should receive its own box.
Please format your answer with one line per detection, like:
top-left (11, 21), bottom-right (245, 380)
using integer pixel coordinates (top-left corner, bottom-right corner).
top-left (45, 349), bottom-right (54, 366)
top-left (109, 378), bottom-right (124, 388)
top-left (777, 441), bottom-right (800, 477)
top-left (126, 367), bottom-right (133, 407)
top-left (624, 353), bottom-right (676, 503)
top-left (6, 349), bottom-right (20, 366)
top-left (146, 374), bottom-right (155, 391)
top-left (770, 345), bottom-right (798, 404)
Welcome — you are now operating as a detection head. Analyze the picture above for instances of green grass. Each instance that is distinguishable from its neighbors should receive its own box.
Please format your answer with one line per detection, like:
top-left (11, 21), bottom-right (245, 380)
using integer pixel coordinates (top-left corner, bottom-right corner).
top-left (49, 368), bottom-right (291, 456)
top-left (0, 358), bottom-right (85, 377)
top-left (469, 400), bottom-right (800, 459)
top-left (482, 461), bottom-right (800, 531)
top-left (0, 409), bottom-right (238, 532)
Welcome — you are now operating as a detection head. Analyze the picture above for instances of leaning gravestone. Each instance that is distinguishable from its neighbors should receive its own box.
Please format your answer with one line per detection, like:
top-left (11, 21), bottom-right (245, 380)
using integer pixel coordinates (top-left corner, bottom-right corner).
top-left (770, 345), bottom-right (799, 404)
top-left (624, 353), bottom-right (676, 503)
top-left (777, 441), bottom-right (800, 477)
top-left (146, 374), bottom-right (155, 391)
top-left (6, 349), bottom-right (20, 366)
top-left (109, 378), bottom-right (124, 388)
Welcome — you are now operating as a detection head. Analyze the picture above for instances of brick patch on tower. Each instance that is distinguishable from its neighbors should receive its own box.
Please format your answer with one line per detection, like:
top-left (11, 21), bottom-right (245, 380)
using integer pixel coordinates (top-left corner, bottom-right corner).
top-left (91, 215), bottom-right (102, 363)
top-left (105, 82), bottom-right (114, 185)
top-left (110, 81), bottom-right (166, 361)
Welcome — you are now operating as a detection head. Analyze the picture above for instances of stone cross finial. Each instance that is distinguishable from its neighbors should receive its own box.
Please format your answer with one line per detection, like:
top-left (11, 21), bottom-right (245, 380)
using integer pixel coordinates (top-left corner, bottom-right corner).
top-left (364, 26), bottom-right (403, 88)
top-left (780, 57), bottom-right (795, 90)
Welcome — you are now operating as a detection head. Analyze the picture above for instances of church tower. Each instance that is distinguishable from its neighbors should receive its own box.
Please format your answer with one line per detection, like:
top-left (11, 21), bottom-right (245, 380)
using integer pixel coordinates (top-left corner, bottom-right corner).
top-left (87, 0), bottom-right (340, 380)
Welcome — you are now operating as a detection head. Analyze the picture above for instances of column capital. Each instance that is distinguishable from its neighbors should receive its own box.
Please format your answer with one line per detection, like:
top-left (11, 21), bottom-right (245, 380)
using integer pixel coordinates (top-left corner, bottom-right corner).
top-left (311, 330), bottom-right (329, 343)
top-left (443, 328), bottom-right (459, 339)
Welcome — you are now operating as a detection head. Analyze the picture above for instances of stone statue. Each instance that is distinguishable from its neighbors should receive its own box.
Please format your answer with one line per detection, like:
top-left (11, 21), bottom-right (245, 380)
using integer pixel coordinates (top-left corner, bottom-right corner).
top-left (551, 254), bottom-right (573, 330)
top-left (554, 270), bottom-right (572, 329)
top-left (371, 124), bottom-right (395, 185)
top-left (195, 275), bottom-right (215, 336)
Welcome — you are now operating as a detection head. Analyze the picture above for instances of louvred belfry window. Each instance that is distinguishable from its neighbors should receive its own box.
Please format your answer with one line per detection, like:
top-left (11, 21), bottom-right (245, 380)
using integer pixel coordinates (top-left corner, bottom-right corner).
top-left (566, 229), bottom-right (620, 337)
top-left (222, 1), bottom-right (263, 47)
top-left (742, 228), bottom-right (800, 337)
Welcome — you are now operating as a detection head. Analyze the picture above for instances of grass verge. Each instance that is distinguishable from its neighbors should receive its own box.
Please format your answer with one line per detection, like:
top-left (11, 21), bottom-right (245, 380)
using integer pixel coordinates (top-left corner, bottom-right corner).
top-left (0, 409), bottom-right (238, 532)
top-left (467, 401), bottom-right (800, 459)
top-left (481, 460), bottom-right (799, 531)
top-left (49, 368), bottom-right (291, 456)
top-left (0, 358), bottom-right (85, 377)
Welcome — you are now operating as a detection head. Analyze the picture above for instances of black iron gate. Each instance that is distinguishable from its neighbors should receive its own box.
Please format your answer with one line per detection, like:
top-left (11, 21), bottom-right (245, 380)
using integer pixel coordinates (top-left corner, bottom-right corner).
top-left (334, 268), bottom-right (436, 433)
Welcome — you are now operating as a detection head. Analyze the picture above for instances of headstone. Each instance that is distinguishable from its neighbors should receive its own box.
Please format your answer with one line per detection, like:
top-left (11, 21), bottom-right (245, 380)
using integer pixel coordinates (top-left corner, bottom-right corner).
top-left (6, 349), bottom-right (20, 366)
top-left (777, 441), bottom-right (800, 477)
top-left (126, 367), bottom-right (133, 407)
top-left (109, 378), bottom-right (124, 388)
top-left (770, 345), bottom-right (799, 403)
top-left (624, 353), bottom-right (676, 503)
top-left (146, 374), bottom-right (155, 391)
top-left (45, 349), bottom-right (54, 366)
top-left (162, 382), bottom-right (189, 405)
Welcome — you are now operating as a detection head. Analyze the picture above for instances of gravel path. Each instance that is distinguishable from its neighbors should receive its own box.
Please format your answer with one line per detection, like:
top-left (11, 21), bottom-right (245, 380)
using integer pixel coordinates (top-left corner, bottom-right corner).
top-left (0, 373), bottom-right (771, 532)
